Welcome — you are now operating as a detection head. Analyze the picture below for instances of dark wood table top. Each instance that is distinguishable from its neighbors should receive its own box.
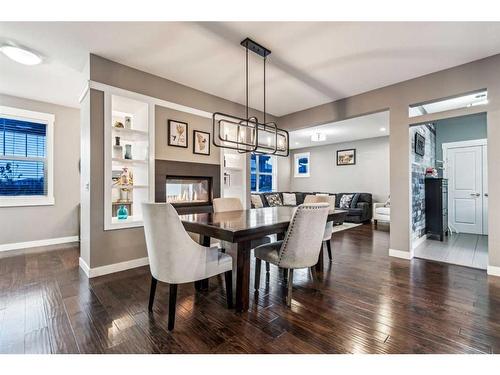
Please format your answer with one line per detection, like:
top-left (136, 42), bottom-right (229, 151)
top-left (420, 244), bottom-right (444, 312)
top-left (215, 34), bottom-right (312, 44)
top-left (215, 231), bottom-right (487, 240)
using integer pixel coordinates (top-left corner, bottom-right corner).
top-left (180, 206), bottom-right (348, 243)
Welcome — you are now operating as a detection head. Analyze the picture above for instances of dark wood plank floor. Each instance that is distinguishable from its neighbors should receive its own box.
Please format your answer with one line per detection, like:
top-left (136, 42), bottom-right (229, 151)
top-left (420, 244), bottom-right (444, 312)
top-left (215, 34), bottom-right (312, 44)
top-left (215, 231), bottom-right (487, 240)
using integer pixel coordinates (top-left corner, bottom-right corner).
top-left (1, 223), bottom-right (500, 354)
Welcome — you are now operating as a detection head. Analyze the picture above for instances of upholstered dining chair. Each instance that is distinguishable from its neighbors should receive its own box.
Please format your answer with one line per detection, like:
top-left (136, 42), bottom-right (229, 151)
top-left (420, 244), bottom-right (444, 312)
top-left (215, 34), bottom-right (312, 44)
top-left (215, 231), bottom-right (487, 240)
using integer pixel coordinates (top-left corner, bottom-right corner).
top-left (303, 195), bottom-right (335, 261)
top-left (212, 197), bottom-right (272, 268)
top-left (142, 202), bottom-right (233, 331)
top-left (253, 203), bottom-right (329, 307)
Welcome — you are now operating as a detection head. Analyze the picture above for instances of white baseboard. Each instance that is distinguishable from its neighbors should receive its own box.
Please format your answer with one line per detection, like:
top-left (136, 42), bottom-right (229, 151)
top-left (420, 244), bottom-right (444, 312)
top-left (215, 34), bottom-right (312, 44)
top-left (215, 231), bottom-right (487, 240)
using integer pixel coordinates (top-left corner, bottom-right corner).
top-left (389, 248), bottom-right (414, 260)
top-left (79, 256), bottom-right (149, 278)
top-left (411, 234), bottom-right (428, 250)
top-left (0, 236), bottom-right (79, 253)
top-left (487, 265), bottom-right (500, 277)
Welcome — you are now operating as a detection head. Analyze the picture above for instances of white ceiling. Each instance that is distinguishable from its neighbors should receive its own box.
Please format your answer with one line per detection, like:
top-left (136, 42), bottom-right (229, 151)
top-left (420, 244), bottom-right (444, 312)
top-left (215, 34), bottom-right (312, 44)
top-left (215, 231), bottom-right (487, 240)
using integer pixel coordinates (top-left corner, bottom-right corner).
top-left (290, 111), bottom-right (389, 149)
top-left (2, 22), bottom-right (500, 115)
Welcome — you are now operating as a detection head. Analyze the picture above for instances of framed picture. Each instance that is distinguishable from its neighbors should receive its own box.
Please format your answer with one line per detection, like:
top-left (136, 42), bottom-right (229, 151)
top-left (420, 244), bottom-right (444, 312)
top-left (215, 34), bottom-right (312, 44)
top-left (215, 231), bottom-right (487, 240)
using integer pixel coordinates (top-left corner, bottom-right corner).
top-left (337, 149), bottom-right (356, 165)
top-left (414, 133), bottom-right (425, 156)
top-left (168, 120), bottom-right (188, 148)
top-left (294, 152), bottom-right (310, 177)
top-left (193, 130), bottom-right (211, 155)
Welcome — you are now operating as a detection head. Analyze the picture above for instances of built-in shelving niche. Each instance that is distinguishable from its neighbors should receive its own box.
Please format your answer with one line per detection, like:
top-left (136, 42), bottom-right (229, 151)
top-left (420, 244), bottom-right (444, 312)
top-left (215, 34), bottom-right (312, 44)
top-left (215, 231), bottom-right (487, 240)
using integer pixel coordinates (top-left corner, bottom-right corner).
top-left (104, 92), bottom-right (155, 230)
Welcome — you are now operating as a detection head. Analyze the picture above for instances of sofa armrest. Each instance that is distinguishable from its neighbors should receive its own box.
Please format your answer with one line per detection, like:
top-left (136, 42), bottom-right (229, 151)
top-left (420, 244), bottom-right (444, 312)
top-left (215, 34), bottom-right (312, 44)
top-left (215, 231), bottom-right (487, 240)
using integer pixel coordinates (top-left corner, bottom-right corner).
top-left (356, 202), bottom-right (372, 219)
top-left (373, 202), bottom-right (385, 210)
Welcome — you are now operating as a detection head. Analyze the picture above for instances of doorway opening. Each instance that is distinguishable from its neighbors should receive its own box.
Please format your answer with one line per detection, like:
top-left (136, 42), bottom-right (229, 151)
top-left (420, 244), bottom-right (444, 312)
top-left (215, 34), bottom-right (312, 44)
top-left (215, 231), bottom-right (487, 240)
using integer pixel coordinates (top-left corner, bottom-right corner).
top-left (410, 113), bottom-right (488, 269)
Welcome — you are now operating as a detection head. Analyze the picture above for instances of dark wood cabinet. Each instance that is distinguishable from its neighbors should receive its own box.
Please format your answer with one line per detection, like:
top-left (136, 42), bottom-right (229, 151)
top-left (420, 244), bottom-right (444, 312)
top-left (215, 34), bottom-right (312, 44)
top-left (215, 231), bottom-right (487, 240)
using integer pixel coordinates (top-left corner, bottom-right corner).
top-left (425, 178), bottom-right (448, 241)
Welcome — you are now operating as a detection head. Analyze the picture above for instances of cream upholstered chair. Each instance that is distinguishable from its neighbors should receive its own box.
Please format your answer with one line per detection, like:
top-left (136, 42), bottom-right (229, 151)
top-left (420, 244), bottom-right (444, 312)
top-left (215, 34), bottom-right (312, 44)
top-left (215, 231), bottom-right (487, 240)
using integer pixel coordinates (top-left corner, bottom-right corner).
top-left (253, 203), bottom-right (329, 307)
top-left (142, 203), bottom-right (233, 331)
top-left (303, 195), bottom-right (335, 261)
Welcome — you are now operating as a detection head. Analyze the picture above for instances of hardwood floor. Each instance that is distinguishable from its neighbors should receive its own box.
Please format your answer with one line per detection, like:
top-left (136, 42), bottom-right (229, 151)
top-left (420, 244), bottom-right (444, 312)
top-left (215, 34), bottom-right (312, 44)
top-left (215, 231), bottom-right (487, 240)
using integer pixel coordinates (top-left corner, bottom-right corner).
top-left (1, 224), bottom-right (500, 353)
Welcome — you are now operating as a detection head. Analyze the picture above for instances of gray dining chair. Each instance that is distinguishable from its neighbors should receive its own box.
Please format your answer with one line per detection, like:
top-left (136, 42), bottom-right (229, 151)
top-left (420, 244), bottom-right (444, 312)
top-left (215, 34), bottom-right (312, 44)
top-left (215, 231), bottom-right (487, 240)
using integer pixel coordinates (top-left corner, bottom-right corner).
top-left (142, 202), bottom-right (233, 331)
top-left (304, 195), bottom-right (335, 261)
top-left (253, 203), bottom-right (329, 307)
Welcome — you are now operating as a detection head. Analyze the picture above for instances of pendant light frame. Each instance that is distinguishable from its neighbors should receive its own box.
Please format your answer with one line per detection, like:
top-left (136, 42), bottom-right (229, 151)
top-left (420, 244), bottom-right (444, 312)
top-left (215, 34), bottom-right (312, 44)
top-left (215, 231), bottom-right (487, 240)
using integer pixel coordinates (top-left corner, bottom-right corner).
top-left (212, 38), bottom-right (289, 157)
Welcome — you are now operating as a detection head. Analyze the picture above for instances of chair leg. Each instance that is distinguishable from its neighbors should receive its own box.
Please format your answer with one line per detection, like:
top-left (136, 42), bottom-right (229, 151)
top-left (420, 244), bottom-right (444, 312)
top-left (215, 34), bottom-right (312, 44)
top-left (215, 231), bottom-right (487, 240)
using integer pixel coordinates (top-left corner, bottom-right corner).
top-left (148, 277), bottom-right (157, 312)
top-left (286, 269), bottom-right (294, 307)
top-left (168, 284), bottom-right (178, 331)
top-left (326, 240), bottom-right (333, 262)
top-left (224, 270), bottom-right (233, 309)
top-left (282, 268), bottom-right (288, 283)
top-left (265, 262), bottom-right (270, 273)
top-left (254, 258), bottom-right (262, 291)
top-left (374, 219), bottom-right (378, 228)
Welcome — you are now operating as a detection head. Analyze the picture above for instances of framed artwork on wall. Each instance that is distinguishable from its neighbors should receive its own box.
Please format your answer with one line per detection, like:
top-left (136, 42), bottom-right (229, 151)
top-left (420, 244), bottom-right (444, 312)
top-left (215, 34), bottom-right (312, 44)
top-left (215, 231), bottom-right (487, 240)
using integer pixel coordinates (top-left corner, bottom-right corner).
top-left (336, 149), bottom-right (356, 166)
top-left (414, 132), bottom-right (425, 156)
top-left (193, 130), bottom-right (211, 155)
top-left (168, 120), bottom-right (188, 148)
top-left (294, 152), bottom-right (310, 177)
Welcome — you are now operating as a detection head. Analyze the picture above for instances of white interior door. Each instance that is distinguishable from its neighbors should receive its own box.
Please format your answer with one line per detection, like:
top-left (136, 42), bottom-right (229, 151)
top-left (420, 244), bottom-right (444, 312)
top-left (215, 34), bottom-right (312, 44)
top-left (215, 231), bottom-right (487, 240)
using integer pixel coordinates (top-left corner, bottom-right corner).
top-left (482, 145), bottom-right (488, 235)
top-left (447, 145), bottom-right (483, 234)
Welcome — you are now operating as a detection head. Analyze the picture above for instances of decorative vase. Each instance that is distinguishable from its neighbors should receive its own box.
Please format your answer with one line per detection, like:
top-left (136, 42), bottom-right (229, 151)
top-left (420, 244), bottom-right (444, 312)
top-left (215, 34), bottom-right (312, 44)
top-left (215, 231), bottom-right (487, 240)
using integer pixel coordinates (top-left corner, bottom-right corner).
top-left (117, 205), bottom-right (129, 220)
top-left (125, 116), bottom-right (132, 129)
top-left (113, 137), bottom-right (123, 159)
top-left (124, 144), bottom-right (132, 160)
top-left (119, 188), bottom-right (129, 202)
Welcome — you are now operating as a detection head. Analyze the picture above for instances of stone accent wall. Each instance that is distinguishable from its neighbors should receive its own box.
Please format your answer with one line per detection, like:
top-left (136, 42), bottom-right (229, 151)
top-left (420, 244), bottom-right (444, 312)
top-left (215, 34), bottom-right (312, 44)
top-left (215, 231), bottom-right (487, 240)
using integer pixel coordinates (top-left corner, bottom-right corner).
top-left (410, 124), bottom-right (436, 242)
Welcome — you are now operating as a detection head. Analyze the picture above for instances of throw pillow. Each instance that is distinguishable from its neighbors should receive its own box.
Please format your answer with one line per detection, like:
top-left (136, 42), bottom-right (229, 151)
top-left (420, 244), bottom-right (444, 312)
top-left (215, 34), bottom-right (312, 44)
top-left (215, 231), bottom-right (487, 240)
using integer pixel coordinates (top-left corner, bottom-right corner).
top-left (282, 193), bottom-right (297, 206)
top-left (339, 194), bottom-right (354, 209)
top-left (265, 193), bottom-right (283, 207)
top-left (251, 194), bottom-right (264, 208)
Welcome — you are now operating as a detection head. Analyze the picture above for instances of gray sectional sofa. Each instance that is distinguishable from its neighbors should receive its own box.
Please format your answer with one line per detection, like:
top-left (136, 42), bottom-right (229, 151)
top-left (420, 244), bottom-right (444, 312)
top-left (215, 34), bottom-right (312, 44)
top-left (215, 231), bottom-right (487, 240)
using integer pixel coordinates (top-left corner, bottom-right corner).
top-left (251, 191), bottom-right (373, 223)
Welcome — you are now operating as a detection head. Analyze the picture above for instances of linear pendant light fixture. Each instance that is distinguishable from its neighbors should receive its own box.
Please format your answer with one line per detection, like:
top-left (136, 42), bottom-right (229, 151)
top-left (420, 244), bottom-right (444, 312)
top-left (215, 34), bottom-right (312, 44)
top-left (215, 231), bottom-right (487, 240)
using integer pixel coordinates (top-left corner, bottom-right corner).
top-left (212, 38), bottom-right (289, 156)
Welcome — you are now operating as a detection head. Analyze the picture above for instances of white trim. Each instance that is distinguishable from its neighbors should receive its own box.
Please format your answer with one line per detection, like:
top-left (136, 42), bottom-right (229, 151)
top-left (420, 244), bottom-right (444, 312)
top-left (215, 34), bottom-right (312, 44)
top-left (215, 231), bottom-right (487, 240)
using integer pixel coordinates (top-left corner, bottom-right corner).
top-left (411, 234), bottom-right (428, 250)
top-left (80, 256), bottom-right (149, 278)
top-left (487, 265), bottom-right (500, 277)
top-left (78, 81), bottom-right (90, 103)
top-left (89, 81), bottom-right (213, 119)
top-left (0, 235), bottom-right (79, 252)
top-left (389, 248), bottom-right (414, 260)
top-left (79, 257), bottom-right (90, 278)
top-left (0, 105), bottom-right (55, 207)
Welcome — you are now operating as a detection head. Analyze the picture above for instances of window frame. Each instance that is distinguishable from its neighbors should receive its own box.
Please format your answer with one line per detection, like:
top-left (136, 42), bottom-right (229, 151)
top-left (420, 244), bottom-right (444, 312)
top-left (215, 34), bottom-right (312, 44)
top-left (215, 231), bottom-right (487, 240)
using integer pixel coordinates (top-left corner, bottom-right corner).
top-left (250, 153), bottom-right (277, 193)
top-left (0, 106), bottom-right (54, 207)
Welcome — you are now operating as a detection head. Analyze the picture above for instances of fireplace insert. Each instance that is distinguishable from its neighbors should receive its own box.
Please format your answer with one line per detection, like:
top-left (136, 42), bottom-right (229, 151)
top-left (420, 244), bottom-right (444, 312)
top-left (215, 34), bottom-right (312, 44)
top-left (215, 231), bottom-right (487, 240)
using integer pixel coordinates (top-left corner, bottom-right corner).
top-left (166, 175), bottom-right (212, 207)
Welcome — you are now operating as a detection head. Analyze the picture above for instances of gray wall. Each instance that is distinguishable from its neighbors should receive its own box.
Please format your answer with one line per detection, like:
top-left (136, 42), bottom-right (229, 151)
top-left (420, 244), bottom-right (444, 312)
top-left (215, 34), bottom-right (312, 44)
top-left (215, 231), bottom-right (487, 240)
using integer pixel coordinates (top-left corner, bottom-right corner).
top-left (0, 94), bottom-right (80, 245)
top-left (287, 136), bottom-right (389, 202)
top-left (435, 113), bottom-right (487, 161)
top-left (278, 54), bottom-right (500, 268)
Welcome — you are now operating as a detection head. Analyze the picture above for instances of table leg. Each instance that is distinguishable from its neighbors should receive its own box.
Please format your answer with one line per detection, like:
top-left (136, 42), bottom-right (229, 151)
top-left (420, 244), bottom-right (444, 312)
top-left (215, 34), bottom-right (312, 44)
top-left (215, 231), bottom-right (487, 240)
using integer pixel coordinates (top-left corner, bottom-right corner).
top-left (235, 240), bottom-right (251, 312)
top-left (315, 242), bottom-right (324, 272)
top-left (198, 235), bottom-right (211, 290)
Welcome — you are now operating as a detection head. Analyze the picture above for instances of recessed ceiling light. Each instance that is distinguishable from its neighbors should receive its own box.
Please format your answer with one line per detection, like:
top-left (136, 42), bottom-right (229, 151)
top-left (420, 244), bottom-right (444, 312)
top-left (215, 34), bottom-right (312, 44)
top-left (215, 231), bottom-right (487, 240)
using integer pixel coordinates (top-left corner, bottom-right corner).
top-left (380, 127), bottom-right (386, 132)
top-left (0, 44), bottom-right (43, 65)
top-left (311, 132), bottom-right (326, 142)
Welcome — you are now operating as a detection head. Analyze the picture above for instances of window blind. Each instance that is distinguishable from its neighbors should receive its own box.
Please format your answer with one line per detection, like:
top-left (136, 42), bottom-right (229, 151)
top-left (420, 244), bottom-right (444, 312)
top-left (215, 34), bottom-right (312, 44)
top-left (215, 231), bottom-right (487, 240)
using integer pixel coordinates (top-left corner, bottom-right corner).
top-left (0, 117), bottom-right (47, 196)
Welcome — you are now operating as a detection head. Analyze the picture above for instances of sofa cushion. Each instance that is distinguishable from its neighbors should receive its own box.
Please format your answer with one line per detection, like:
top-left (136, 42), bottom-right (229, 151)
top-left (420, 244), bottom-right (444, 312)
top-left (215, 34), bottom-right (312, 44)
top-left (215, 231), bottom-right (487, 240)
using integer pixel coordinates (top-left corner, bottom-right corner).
top-left (282, 192), bottom-right (297, 206)
top-left (265, 193), bottom-right (283, 207)
top-left (251, 194), bottom-right (264, 208)
top-left (339, 194), bottom-right (354, 209)
top-left (375, 207), bottom-right (391, 216)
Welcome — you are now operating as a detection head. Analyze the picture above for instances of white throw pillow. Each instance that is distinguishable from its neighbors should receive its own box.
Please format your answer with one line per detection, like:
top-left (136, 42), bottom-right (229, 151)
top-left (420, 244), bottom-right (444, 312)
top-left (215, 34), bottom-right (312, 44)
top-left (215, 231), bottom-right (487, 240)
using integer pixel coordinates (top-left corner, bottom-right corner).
top-left (282, 193), bottom-right (297, 206)
top-left (339, 194), bottom-right (354, 209)
top-left (251, 194), bottom-right (263, 208)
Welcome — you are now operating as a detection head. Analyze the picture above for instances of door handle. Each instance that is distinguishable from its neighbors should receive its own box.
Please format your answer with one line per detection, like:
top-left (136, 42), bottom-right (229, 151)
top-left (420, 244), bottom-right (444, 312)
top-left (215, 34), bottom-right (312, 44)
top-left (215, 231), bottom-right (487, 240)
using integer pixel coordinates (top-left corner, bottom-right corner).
top-left (470, 193), bottom-right (481, 197)
top-left (484, 193), bottom-right (488, 197)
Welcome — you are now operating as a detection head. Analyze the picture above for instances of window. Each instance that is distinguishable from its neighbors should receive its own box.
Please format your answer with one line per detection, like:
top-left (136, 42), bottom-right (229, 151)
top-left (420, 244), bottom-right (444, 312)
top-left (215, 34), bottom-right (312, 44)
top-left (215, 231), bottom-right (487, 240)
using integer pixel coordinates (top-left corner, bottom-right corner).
top-left (250, 153), bottom-right (276, 192)
top-left (0, 106), bottom-right (54, 207)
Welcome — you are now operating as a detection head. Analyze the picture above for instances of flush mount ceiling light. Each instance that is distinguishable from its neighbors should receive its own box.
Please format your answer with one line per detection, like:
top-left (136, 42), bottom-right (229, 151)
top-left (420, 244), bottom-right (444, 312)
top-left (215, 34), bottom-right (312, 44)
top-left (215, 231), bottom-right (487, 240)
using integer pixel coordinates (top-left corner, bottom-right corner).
top-left (0, 44), bottom-right (43, 65)
top-left (311, 132), bottom-right (326, 142)
top-left (212, 38), bottom-right (289, 157)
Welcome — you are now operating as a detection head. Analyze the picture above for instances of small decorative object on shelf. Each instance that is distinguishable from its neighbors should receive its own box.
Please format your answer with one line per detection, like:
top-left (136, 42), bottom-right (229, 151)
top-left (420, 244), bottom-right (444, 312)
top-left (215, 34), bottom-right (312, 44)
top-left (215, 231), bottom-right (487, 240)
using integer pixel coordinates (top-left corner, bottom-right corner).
top-left (113, 136), bottom-right (123, 159)
top-left (117, 204), bottom-right (129, 220)
top-left (113, 167), bottom-right (134, 202)
top-left (124, 144), bottom-right (132, 160)
top-left (124, 116), bottom-right (132, 129)
top-left (425, 167), bottom-right (438, 178)
top-left (114, 121), bottom-right (124, 128)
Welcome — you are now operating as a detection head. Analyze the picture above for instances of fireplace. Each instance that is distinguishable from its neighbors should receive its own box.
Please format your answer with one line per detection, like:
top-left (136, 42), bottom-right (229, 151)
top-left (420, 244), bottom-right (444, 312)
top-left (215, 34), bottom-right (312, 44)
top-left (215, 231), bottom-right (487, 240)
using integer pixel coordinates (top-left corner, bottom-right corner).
top-left (166, 175), bottom-right (212, 207)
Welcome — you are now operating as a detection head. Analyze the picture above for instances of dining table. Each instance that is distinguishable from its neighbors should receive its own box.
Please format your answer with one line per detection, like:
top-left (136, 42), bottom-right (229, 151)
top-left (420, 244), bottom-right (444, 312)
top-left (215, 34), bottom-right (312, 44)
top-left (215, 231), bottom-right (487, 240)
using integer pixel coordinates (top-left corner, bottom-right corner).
top-left (179, 206), bottom-right (348, 312)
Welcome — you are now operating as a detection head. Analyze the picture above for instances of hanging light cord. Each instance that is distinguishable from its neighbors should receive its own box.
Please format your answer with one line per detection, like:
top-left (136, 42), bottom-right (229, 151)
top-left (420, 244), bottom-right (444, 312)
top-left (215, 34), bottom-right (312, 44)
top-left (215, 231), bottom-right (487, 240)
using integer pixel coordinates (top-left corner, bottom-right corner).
top-left (263, 55), bottom-right (266, 125)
